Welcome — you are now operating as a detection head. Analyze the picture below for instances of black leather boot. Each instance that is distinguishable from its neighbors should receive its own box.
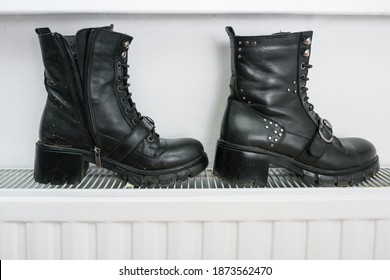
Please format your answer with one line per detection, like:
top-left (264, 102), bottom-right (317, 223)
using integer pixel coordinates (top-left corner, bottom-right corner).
top-left (34, 25), bottom-right (208, 186)
top-left (213, 26), bottom-right (379, 187)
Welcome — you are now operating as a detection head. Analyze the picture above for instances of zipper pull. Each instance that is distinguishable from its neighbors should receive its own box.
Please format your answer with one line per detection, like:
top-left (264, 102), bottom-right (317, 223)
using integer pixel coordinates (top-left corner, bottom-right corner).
top-left (94, 146), bottom-right (102, 167)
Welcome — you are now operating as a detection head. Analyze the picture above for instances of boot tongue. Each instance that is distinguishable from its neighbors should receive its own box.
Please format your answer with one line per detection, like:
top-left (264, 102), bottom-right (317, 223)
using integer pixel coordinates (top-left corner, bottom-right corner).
top-left (75, 25), bottom-right (114, 80)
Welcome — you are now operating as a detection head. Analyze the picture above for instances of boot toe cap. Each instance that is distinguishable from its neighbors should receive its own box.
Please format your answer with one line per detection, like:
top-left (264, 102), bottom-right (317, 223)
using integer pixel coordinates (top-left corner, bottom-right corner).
top-left (317, 137), bottom-right (378, 170)
top-left (340, 137), bottom-right (377, 166)
top-left (160, 138), bottom-right (206, 169)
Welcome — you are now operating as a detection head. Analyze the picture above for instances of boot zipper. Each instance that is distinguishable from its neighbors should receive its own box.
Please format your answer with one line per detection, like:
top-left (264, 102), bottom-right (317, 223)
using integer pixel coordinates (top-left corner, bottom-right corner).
top-left (94, 146), bottom-right (102, 167)
top-left (83, 29), bottom-right (105, 167)
top-left (83, 29), bottom-right (101, 148)
top-left (55, 32), bottom-right (102, 166)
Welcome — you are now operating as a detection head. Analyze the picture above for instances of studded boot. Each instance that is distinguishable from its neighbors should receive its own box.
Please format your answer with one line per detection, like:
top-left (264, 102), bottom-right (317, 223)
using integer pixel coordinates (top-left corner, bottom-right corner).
top-left (213, 26), bottom-right (379, 187)
top-left (34, 25), bottom-right (208, 186)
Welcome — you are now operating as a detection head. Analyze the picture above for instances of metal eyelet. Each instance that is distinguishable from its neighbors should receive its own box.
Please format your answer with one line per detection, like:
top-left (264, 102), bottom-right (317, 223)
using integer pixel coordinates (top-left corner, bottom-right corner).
top-left (123, 40), bottom-right (130, 48)
top-left (303, 37), bottom-right (311, 45)
top-left (147, 135), bottom-right (154, 142)
top-left (117, 86), bottom-right (123, 92)
top-left (300, 63), bottom-right (306, 69)
top-left (302, 49), bottom-right (310, 57)
top-left (121, 97), bottom-right (126, 103)
top-left (116, 76), bottom-right (121, 81)
top-left (125, 108), bottom-right (131, 114)
top-left (132, 118), bottom-right (138, 125)
top-left (120, 51), bottom-right (126, 58)
top-left (117, 62), bottom-right (122, 68)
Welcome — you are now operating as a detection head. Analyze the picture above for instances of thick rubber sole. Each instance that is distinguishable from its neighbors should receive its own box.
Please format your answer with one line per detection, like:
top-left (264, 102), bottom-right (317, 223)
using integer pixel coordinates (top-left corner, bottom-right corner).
top-left (34, 143), bottom-right (208, 187)
top-left (213, 140), bottom-right (380, 187)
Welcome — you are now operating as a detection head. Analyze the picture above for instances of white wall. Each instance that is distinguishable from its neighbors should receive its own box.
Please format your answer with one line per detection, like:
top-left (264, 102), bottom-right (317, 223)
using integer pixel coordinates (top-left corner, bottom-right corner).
top-left (1, 13), bottom-right (390, 168)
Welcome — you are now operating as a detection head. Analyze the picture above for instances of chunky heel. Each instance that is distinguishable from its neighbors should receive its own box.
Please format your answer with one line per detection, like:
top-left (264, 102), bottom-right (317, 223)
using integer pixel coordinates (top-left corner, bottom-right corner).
top-left (34, 144), bottom-right (89, 184)
top-left (213, 142), bottom-right (270, 187)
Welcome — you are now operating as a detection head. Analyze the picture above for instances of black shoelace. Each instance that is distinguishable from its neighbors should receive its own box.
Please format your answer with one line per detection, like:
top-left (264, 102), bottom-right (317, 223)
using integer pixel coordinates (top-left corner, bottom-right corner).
top-left (117, 62), bottom-right (158, 142)
top-left (300, 62), bottom-right (320, 121)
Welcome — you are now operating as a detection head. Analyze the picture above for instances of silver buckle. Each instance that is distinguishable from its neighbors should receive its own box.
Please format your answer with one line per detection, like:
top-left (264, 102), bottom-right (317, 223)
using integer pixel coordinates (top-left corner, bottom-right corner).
top-left (319, 118), bottom-right (333, 143)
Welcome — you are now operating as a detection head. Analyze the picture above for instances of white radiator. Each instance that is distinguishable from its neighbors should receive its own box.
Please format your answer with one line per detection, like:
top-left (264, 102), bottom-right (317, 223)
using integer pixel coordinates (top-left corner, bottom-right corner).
top-left (1, 168), bottom-right (390, 260)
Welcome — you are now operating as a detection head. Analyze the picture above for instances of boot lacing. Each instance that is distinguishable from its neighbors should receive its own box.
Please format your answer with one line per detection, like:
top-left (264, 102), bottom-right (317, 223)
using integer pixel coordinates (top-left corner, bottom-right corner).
top-left (117, 41), bottom-right (158, 142)
top-left (300, 62), bottom-right (320, 121)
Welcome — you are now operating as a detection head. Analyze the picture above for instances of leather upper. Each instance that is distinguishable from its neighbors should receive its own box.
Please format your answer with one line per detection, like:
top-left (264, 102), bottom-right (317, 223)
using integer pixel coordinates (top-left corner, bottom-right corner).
top-left (220, 27), bottom-right (377, 170)
top-left (36, 28), bottom-right (91, 149)
top-left (36, 26), bottom-right (205, 170)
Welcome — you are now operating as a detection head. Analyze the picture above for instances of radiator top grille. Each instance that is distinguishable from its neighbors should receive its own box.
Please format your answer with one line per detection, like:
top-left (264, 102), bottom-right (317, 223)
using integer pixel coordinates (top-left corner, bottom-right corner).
top-left (0, 168), bottom-right (389, 190)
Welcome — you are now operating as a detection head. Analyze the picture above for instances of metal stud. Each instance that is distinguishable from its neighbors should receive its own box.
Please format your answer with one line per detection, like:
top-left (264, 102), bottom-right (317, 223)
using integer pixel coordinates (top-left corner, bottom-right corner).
top-left (238, 41), bottom-right (242, 45)
top-left (248, 101), bottom-right (251, 104)
top-left (294, 90), bottom-right (297, 94)
top-left (265, 125), bottom-right (269, 129)
top-left (279, 133), bottom-right (282, 137)
top-left (303, 37), bottom-right (311, 45)
top-left (274, 138), bottom-right (279, 142)
top-left (252, 41), bottom-right (257, 46)
top-left (274, 130), bottom-right (278, 134)
top-left (238, 48), bottom-right (242, 51)
top-left (263, 119), bottom-right (267, 122)
top-left (238, 55), bottom-right (242, 58)
top-left (268, 136), bottom-right (272, 140)
top-left (280, 129), bottom-right (284, 132)
top-left (123, 40), bottom-right (130, 48)
top-left (287, 88), bottom-right (291, 92)
top-left (243, 96), bottom-right (246, 100)
top-left (269, 121), bottom-right (273, 125)
top-left (270, 143), bottom-right (274, 148)
top-left (303, 49), bottom-right (310, 57)
top-left (239, 89), bottom-right (244, 93)
top-left (245, 41), bottom-right (249, 45)
top-left (292, 81), bottom-right (297, 85)
top-left (275, 124), bottom-right (278, 127)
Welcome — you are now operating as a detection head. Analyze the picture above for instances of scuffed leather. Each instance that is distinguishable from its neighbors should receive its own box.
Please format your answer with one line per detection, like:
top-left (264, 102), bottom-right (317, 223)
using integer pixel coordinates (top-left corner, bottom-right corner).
top-left (37, 26), bottom-right (205, 170)
top-left (39, 98), bottom-right (91, 149)
top-left (36, 29), bottom-right (91, 148)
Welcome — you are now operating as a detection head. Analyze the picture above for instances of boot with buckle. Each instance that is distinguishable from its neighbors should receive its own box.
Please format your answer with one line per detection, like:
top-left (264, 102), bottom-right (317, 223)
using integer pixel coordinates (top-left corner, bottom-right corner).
top-left (213, 26), bottom-right (379, 187)
top-left (34, 25), bottom-right (208, 186)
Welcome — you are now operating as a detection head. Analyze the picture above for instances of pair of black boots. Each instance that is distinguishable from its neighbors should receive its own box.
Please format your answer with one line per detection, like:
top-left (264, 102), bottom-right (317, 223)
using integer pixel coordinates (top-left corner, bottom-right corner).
top-left (34, 25), bottom-right (379, 187)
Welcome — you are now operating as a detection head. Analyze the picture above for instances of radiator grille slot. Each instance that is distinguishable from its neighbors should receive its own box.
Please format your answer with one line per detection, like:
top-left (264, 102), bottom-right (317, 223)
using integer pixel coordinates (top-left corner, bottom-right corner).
top-left (1, 168), bottom-right (389, 189)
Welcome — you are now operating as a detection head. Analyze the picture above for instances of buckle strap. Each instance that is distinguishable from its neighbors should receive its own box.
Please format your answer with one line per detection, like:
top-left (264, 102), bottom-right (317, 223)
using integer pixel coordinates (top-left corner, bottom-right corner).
top-left (108, 117), bottom-right (154, 162)
top-left (309, 118), bottom-right (333, 158)
top-left (319, 118), bottom-right (333, 143)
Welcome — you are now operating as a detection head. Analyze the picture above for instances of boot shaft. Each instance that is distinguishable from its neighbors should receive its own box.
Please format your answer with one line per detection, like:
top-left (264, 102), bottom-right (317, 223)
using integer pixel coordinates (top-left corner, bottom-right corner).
top-left (80, 28), bottom-right (137, 143)
top-left (36, 28), bottom-right (81, 122)
top-left (35, 27), bottom-right (91, 148)
top-left (34, 26), bottom-right (209, 186)
top-left (35, 26), bottom-right (139, 149)
top-left (224, 27), bottom-right (317, 138)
